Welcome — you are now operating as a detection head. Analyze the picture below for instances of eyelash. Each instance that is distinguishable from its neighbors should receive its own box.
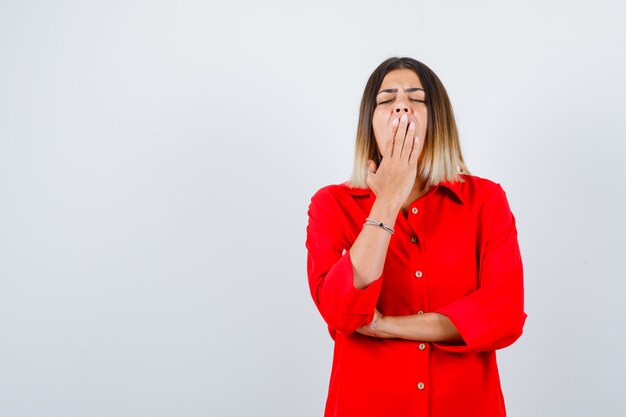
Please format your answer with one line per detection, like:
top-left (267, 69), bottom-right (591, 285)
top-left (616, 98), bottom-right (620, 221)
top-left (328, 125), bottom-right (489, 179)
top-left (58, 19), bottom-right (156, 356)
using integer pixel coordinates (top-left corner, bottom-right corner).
top-left (378, 99), bottom-right (426, 105)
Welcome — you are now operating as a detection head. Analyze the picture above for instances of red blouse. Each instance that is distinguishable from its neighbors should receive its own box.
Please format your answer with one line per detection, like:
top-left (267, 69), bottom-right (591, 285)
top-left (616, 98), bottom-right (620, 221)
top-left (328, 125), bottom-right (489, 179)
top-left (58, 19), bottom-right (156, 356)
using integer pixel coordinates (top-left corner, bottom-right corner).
top-left (305, 174), bottom-right (527, 417)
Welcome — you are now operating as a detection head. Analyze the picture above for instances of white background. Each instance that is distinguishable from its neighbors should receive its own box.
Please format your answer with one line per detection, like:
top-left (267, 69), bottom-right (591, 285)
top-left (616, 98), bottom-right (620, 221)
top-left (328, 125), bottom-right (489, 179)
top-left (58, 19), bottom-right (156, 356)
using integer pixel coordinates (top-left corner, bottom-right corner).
top-left (1, 1), bottom-right (625, 416)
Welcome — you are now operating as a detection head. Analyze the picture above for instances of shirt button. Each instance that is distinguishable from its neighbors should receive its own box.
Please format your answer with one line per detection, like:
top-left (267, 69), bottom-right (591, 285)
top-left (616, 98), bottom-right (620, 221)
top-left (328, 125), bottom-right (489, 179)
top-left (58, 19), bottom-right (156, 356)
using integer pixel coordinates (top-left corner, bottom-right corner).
top-left (417, 310), bottom-right (424, 314)
top-left (410, 236), bottom-right (417, 243)
top-left (418, 343), bottom-right (426, 350)
top-left (414, 270), bottom-right (423, 278)
top-left (417, 382), bottom-right (425, 390)
top-left (411, 207), bottom-right (419, 215)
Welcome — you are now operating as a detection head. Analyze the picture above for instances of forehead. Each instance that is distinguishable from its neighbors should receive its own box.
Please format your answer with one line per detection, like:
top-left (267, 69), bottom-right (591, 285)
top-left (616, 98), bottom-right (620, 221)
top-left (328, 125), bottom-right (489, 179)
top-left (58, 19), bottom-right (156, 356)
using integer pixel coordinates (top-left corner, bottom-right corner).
top-left (379, 68), bottom-right (423, 89)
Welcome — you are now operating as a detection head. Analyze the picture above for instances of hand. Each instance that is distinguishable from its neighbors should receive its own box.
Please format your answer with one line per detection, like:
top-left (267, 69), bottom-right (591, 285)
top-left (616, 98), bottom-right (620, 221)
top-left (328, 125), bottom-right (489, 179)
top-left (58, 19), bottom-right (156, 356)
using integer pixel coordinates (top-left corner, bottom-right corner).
top-left (356, 308), bottom-right (384, 337)
top-left (366, 113), bottom-right (422, 208)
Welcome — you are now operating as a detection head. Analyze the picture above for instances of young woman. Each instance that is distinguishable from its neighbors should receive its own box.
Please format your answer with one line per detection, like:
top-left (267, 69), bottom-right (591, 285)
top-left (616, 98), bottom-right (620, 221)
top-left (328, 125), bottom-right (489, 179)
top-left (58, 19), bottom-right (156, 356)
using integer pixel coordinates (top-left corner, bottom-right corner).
top-left (305, 57), bottom-right (527, 417)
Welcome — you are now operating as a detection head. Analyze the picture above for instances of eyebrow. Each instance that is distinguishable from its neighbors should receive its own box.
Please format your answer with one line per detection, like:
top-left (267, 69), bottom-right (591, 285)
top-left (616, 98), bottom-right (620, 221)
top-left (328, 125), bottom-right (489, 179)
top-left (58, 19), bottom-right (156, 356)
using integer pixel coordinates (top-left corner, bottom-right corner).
top-left (377, 87), bottom-right (424, 95)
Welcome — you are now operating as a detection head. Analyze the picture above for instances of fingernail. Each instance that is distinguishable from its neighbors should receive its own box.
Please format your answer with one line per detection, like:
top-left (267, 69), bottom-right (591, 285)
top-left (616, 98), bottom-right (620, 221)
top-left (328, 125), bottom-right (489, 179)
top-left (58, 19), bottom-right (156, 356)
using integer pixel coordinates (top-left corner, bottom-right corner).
top-left (409, 122), bottom-right (415, 129)
top-left (392, 118), bottom-right (399, 126)
top-left (401, 114), bottom-right (408, 122)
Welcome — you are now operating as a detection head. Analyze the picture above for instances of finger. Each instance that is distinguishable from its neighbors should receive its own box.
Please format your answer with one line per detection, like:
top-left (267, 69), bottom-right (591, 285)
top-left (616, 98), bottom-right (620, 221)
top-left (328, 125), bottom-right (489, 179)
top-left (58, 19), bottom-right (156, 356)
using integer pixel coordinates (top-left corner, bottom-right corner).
top-left (409, 133), bottom-right (421, 168)
top-left (393, 113), bottom-right (409, 158)
top-left (401, 121), bottom-right (416, 158)
top-left (383, 117), bottom-right (399, 158)
top-left (366, 160), bottom-right (378, 175)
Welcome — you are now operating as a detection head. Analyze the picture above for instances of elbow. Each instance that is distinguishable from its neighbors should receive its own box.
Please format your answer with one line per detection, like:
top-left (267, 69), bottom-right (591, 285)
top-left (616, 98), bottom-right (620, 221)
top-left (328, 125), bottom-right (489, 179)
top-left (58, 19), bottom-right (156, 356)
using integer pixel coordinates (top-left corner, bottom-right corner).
top-left (435, 310), bottom-right (528, 354)
top-left (314, 291), bottom-right (375, 336)
top-left (482, 310), bottom-right (528, 352)
top-left (319, 304), bottom-right (372, 336)
top-left (506, 310), bottom-right (528, 345)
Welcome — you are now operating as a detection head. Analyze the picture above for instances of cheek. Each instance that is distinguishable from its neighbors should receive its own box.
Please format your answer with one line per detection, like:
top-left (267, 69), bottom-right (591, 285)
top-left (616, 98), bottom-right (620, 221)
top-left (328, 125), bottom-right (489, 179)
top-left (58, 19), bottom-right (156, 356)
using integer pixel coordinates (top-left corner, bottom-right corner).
top-left (371, 114), bottom-right (386, 150)
top-left (375, 137), bottom-right (385, 155)
top-left (418, 123), bottom-right (427, 140)
top-left (416, 112), bottom-right (428, 139)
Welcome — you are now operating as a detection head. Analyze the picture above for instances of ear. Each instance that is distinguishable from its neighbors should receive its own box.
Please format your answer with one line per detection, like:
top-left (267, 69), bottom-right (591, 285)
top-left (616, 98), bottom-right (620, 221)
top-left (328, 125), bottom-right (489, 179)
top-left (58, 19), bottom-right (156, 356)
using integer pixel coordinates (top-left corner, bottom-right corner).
top-left (366, 159), bottom-right (378, 174)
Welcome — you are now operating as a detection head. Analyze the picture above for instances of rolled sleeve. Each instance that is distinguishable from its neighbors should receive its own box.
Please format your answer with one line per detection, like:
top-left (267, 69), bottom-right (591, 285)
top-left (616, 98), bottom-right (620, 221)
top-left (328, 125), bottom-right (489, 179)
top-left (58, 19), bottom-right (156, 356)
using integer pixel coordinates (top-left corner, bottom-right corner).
top-left (320, 250), bottom-right (382, 316)
top-left (433, 184), bottom-right (527, 353)
top-left (306, 188), bottom-right (382, 335)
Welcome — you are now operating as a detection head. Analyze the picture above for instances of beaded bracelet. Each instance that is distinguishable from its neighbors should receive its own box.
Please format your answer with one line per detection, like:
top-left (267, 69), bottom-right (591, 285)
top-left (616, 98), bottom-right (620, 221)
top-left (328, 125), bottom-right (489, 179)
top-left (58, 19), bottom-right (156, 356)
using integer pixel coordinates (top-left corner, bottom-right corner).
top-left (363, 217), bottom-right (394, 235)
top-left (370, 312), bottom-right (383, 337)
top-left (369, 313), bottom-right (380, 337)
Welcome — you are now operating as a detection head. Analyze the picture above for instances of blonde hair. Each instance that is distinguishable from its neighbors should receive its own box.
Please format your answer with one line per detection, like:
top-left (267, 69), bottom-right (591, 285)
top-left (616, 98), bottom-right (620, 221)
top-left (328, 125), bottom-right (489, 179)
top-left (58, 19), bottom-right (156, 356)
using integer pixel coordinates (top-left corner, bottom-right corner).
top-left (349, 57), bottom-right (470, 188)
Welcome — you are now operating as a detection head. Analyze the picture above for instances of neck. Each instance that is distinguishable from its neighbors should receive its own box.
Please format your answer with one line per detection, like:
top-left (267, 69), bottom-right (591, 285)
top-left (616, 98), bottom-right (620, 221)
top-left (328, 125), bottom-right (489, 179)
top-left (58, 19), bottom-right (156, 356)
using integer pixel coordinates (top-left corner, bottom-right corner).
top-left (401, 178), bottom-right (429, 213)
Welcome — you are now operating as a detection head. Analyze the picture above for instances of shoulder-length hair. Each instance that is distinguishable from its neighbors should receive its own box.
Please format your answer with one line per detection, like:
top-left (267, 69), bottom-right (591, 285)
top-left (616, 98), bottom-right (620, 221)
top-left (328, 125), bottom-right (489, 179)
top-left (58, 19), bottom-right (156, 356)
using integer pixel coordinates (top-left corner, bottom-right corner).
top-left (349, 57), bottom-right (470, 188)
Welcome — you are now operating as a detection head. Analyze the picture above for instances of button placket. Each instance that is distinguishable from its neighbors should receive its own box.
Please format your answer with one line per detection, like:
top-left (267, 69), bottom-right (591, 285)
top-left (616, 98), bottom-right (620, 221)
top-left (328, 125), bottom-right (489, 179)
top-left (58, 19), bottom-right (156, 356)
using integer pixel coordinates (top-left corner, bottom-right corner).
top-left (407, 204), bottom-right (429, 405)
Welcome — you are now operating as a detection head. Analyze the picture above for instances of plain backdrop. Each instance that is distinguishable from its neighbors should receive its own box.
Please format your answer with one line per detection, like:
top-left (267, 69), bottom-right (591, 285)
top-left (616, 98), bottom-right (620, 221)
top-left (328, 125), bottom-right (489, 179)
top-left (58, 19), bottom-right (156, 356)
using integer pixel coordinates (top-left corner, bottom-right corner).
top-left (1, 1), bottom-right (625, 416)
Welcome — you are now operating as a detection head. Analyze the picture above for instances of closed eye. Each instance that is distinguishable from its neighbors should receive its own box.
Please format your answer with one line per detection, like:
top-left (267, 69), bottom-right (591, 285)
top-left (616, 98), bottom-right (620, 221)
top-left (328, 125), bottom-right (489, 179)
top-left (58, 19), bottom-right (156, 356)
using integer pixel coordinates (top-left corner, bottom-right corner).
top-left (378, 99), bottom-right (426, 105)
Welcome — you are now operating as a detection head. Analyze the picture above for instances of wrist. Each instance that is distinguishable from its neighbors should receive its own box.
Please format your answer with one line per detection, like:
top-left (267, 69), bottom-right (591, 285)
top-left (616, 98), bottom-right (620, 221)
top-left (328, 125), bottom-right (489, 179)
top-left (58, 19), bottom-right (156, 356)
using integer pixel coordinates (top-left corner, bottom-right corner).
top-left (372, 314), bottom-right (394, 339)
top-left (370, 199), bottom-right (401, 225)
top-left (369, 313), bottom-right (380, 337)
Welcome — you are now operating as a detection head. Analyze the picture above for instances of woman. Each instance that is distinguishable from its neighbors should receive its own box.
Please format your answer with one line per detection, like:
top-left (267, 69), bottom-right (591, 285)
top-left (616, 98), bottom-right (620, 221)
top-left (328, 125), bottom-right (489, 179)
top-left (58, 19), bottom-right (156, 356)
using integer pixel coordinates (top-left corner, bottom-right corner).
top-left (305, 57), bottom-right (527, 417)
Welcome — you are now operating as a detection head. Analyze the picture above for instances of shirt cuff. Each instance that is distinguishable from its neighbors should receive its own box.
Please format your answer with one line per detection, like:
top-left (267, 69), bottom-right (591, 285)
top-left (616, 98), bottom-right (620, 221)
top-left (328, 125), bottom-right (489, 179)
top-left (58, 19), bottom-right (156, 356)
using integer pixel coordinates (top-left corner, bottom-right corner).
top-left (432, 295), bottom-right (490, 353)
top-left (322, 249), bottom-right (383, 316)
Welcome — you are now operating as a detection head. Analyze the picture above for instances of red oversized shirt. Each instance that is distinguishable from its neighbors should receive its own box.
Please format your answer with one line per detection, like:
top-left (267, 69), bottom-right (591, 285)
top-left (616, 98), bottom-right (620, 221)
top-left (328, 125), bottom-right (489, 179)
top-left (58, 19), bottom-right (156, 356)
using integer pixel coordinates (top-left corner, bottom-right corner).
top-left (305, 174), bottom-right (527, 417)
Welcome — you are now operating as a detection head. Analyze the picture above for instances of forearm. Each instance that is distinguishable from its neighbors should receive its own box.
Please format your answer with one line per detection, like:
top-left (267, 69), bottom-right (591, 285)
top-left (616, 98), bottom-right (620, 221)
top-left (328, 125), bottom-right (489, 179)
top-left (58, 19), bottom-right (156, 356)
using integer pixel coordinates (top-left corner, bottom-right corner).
top-left (374, 312), bottom-right (464, 343)
top-left (349, 199), bottom-right (400, 289)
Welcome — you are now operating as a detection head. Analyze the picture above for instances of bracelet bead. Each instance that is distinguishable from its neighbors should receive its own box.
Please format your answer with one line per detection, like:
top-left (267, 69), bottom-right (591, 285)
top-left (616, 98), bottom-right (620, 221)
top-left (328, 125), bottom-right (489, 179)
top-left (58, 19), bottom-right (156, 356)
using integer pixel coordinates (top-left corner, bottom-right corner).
top-left (363, 217), bottom-right (394, 235)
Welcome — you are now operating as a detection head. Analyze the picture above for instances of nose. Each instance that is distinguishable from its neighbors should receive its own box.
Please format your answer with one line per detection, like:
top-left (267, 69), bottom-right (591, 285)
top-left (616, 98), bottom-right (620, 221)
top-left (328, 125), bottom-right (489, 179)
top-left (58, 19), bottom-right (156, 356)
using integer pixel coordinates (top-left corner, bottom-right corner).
top-left (394, 100), bottom-right (410, 114)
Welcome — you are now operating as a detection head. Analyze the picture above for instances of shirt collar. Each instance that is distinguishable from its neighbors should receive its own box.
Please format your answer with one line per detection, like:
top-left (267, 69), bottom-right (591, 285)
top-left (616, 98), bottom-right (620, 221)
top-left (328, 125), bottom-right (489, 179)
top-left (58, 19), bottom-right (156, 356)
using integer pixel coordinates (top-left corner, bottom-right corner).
top-left (436, 177), bottom-right (465, 204)
top-left (342, 175), bottom-right (465, 204)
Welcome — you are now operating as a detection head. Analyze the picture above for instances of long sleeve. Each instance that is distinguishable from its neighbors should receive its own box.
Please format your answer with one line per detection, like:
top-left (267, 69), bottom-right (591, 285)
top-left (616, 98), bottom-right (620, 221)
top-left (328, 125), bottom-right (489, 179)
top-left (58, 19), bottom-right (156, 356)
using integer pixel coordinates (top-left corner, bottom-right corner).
top-left (305, 188), bottom-right (382, 336)
top-left (432, 184), bottom-right (527, 353)
top-left (307, 177), bottom-right (525, 417)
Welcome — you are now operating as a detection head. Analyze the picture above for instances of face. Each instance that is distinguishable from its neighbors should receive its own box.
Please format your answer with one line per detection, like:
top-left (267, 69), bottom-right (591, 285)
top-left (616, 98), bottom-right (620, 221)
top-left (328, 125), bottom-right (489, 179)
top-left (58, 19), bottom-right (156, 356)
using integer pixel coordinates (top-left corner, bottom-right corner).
top-left (372, 68), bottom-right (428, 156)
